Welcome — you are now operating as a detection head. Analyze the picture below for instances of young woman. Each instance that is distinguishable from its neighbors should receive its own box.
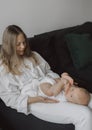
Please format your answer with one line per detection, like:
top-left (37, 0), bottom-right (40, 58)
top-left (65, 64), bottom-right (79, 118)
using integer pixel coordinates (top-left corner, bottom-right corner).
top-left (0, 25), bottom-right (92, 130)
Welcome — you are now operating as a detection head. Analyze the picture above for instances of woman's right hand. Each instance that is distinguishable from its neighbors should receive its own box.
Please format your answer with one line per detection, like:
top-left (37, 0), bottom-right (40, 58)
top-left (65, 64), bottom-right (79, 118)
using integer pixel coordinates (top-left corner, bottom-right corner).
top-left (40, 96), bottom-right (59, 103)
top-left (28, 96), bottom-right (59, 104)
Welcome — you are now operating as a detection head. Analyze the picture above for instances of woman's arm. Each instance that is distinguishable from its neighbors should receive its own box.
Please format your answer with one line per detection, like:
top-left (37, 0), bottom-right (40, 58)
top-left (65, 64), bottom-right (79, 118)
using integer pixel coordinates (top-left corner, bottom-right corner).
top-left (0, 75), bottom-right (28, 114)
top-left (27, 96), bottom-right (59, 104)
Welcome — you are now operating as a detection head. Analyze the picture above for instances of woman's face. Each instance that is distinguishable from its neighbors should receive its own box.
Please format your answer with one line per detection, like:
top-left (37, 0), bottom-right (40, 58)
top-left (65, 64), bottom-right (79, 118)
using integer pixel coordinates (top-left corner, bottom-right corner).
top-left (16, 34), bottom-right (26, 56)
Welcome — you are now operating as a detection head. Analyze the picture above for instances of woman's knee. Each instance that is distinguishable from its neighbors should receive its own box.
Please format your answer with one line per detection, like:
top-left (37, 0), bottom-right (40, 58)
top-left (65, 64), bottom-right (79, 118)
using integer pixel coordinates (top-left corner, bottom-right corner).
top-left (79, 107), bottom-right (92, 121)
top-left (74, 108), bottom-right (92, 130)
top-left (72, 106), bottom-right (91, 125)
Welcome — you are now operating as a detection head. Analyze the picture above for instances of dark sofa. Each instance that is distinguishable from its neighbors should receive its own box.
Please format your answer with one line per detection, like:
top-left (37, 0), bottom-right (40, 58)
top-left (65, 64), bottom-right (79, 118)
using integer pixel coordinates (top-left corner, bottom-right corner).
top-left (0, 21), bottom-right (92, 130)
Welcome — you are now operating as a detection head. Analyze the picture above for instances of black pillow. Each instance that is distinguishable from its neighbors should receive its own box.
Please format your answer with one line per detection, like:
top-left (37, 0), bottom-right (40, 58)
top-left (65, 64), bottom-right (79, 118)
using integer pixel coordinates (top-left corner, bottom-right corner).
top-left (65, 33), bottom-right (92, 69)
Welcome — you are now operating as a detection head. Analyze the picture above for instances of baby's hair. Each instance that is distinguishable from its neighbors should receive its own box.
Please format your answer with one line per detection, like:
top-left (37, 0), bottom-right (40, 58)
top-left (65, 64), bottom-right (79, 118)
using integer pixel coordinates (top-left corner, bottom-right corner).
top-left (78, 88), bottom-right (90, 106)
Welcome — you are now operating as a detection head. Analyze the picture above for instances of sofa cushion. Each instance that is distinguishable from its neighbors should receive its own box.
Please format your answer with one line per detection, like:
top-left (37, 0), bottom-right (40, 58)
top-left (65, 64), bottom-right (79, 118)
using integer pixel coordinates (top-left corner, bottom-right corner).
top-left (54, 36), bottom-right (73, 73)
top-left (65, 33), bottom-right (92, 69)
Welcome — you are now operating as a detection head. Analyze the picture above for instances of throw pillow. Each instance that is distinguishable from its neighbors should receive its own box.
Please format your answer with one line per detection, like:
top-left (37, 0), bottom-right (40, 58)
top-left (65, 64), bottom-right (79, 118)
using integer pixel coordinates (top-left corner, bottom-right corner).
top-left (65, 33), bottom-right (92, 69)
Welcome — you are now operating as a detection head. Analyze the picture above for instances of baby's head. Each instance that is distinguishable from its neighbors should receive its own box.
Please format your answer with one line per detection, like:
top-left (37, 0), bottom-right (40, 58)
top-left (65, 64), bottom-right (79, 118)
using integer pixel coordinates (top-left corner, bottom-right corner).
top-left (65, 86), bottom-right (90, 106)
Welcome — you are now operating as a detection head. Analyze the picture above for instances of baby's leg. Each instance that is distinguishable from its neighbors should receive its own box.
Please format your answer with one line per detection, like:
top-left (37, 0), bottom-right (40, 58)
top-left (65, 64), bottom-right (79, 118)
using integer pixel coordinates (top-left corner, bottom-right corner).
top-left (40, 83), bottom-right (53, 96)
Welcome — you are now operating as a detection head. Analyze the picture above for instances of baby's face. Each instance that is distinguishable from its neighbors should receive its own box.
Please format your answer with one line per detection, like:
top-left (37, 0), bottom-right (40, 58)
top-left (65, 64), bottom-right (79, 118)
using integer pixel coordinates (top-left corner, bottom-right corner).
top-left (65, 86), bottom-right (79, 103)
top-left (65, 86), bottom-right (89, 105)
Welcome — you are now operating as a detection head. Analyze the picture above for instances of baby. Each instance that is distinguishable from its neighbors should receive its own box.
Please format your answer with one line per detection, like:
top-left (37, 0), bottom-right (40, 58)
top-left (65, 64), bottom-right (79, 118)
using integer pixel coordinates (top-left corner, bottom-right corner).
top-left (39, 73), bottom-right (91, 106)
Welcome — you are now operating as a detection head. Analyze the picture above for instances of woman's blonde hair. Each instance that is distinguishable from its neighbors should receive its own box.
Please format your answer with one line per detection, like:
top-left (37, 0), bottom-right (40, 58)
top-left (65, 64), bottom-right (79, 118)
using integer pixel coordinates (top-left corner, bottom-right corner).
top-left (0, 25), bottom-right (32, 75)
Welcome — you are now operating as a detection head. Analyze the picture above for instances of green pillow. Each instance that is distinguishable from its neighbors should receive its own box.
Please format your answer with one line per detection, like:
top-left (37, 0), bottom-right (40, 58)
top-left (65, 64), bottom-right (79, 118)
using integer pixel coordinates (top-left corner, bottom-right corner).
top-left (65, 33), bottom-right (92, 69)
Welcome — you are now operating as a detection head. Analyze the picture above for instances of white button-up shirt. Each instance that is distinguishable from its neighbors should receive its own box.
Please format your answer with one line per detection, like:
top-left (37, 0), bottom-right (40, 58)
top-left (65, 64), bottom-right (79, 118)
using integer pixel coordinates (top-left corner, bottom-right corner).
top-left (0, 51), bottom-right (59, 114)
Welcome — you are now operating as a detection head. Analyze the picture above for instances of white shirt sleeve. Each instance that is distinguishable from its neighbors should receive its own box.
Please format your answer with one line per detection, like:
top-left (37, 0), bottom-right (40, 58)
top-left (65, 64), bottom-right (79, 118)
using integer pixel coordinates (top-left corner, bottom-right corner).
top-left (88, 94), bottom-right (92, 109)
top-left (33, 51), bottom-right (60, 79)
top-left (0, 73), bottom-right (29, 115)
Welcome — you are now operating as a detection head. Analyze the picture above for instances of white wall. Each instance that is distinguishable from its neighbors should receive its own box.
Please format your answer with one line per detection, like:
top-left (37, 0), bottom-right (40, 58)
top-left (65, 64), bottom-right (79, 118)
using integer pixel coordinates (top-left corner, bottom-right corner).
top-left (0, 0), bottom-right (92, 44)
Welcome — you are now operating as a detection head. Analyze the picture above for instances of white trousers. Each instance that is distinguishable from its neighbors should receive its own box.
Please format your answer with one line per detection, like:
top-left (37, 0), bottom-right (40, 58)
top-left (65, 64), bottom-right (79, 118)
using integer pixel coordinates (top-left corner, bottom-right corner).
top-left (31, 101), bottom-right (92, 130)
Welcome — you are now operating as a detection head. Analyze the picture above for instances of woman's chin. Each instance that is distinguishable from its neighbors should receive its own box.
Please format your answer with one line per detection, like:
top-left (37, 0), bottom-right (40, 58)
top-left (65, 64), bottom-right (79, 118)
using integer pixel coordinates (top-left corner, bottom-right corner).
top-left (17, 51), bottom-right (24, 56)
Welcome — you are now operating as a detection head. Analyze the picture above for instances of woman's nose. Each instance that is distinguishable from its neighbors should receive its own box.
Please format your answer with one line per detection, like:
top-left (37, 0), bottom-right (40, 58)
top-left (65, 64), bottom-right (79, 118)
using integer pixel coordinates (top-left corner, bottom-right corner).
top-left (20, 43), bottom-right (25, 49)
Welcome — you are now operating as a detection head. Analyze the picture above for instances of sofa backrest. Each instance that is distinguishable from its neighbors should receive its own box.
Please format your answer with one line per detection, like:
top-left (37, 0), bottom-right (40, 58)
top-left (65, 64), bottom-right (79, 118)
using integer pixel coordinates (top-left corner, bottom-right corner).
top-left (28, 22), bottom-right (92, 73)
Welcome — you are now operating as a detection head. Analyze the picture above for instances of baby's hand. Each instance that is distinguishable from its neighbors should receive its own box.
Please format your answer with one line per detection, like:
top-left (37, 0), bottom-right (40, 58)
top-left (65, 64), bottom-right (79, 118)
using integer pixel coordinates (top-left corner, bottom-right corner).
top-left (61, 72), bottom-right (69, 77)
top-left (61, 73), bottom-right (74, 85)
top-left (63, 83), bottom-right (71, 94)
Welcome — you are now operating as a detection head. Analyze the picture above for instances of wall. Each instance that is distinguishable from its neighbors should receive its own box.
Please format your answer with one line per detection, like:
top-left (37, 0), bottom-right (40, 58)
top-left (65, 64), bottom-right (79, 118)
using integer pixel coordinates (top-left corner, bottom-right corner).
top-left (0, 0), bottom-right (92, 43)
